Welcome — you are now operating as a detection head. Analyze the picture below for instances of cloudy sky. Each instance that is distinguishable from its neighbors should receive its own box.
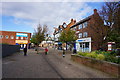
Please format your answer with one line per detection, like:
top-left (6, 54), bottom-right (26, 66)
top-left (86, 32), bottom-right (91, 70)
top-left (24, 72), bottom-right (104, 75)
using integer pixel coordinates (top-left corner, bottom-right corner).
top-left (1, 0), bottom-right (107, 35)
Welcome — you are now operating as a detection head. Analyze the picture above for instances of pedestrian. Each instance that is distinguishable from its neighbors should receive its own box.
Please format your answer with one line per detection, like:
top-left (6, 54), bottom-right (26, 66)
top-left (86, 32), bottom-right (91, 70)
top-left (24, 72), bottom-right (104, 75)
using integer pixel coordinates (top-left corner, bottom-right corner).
top-left (23, 45), bottom-right (27, 56)
top-left (63, 47), bottom-right (66, 58)
top-left (73, 48), bottom-right (76, 54)
top-left (35, 45), bottom-right (39, 54)
top-left (45, 47), bottom-right (48, 55)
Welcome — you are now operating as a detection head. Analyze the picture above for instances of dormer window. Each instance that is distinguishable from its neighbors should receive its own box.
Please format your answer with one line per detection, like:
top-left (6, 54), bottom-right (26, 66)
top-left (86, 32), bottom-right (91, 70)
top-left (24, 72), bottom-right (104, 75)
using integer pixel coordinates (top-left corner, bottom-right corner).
top-left (63, 23), bottom-right (67, 28)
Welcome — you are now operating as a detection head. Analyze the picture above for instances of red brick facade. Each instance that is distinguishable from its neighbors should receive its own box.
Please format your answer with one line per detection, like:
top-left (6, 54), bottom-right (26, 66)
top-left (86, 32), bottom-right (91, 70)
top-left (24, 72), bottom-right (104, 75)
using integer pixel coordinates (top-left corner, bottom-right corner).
top-left (71, 9), bottom-right (108, 51)
top-left (0, 31), bottom-right (31, 45)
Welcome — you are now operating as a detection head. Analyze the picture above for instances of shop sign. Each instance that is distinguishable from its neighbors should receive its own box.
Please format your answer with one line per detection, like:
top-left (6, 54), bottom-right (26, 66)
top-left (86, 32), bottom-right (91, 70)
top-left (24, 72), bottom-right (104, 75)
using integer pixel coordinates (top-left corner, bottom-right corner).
top-left (76, 37), bottom-right (91, 42)
top-left (15, 40), bottom-right (28, 44)
top-left (58, 42), bottom-right (62, 44)
top-left (16, 33), bottom-right (28, 37)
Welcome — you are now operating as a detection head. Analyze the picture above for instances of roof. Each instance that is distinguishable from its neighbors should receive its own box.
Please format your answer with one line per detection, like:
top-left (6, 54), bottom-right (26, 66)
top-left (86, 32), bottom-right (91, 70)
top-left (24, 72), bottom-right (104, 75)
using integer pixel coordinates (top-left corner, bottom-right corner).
top-left (70, 16), bottom-right (91, 28)
top-left (0, 30), bottom-right (31, 34)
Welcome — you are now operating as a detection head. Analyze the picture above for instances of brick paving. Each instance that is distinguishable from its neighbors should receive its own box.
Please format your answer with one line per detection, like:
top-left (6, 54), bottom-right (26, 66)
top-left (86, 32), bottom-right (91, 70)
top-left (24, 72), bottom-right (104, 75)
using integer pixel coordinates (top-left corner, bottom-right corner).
top-left (2, 47), bottom-right (115, 78)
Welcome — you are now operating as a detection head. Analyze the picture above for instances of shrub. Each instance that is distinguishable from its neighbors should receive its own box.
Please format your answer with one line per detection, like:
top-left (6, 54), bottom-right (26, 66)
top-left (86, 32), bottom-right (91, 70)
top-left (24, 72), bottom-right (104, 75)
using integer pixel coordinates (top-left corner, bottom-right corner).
top-left (96, 54), bottom-right (105, 60)
top-left (77, 52), bottom-right (83, 56)
top-left (86, 53), bottom-right (97, 58)
top-left (77, 52), bottom-right (89, 56)
top-left (91, 51), bottom-right (96, 54)
top-left (105, 55), bottom-right (120, 64)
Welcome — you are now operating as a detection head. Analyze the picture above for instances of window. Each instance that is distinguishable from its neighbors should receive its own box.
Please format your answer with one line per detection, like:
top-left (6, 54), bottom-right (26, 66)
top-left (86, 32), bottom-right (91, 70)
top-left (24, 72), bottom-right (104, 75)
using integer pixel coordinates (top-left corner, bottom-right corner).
top-left (83, 32), bottom-right (88, 37)
top-left (63, 23), bottom-right (67, 28)
top-left (83, 22), bottom-right (87, 28)
top-left (79, 33), bottom-right (82, 38)
top-left (21, 37), bottom-right (23, 40)
top-left (0, 35), bottom-right (3, 39)
top-left (79, 24), bottom-right (83, 29)
top-left (16, 37), bottom-right (19, 39)
top-left (5, 35), bottom-right (9, 39)
top-left (74, 27), bottom-right (76, 30)
top-left (11, 36), bottom-right (14, 39)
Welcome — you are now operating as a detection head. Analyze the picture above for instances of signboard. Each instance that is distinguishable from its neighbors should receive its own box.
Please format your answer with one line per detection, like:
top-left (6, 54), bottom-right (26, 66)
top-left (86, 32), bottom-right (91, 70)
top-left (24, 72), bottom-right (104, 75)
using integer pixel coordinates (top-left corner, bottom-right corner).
top-left (16, 33), bottom-right (28, 37)
top-left (76, 37), bottom-right (91, 42)
top-left (15, 40), bottom-right (28, 44)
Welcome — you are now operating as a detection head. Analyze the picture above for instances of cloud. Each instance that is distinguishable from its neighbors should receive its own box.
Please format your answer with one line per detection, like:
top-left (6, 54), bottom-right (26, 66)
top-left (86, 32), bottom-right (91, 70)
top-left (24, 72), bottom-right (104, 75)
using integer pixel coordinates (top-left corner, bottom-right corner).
top-left (2, 2), bottom-right (94, 34)
top-left (1, 0), bottom-right (112, 2)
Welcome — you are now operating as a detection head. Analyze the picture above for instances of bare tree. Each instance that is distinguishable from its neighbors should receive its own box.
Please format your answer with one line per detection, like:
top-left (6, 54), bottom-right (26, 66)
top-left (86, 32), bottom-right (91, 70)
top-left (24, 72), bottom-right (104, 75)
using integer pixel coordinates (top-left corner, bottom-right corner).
top-left (33, 24), bottom-right (48, 45)
top-left (99, 2), bottom-right (120, 48)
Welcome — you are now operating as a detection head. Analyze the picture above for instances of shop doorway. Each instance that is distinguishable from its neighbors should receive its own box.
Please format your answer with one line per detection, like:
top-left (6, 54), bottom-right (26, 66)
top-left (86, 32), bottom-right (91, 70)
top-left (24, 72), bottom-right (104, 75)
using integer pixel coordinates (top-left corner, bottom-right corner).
top-left (79, 42), bottom-right (89, 52)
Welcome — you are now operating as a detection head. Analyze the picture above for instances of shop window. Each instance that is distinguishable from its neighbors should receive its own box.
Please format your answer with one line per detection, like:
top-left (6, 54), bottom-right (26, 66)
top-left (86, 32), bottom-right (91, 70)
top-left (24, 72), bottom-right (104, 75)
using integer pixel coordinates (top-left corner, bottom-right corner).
top-left (79, 24), bottom-right (82, 29)
top-left (5, 35), bottom-right (9, 39)
top-left (16, 37), bottom-right (19, 39)
top-left (0, 35), bottom-right (3, 39)
top-left (79, 33), bottom-right (82, 38)
top-left (83, 22), bottom-right (87, 28)
top-left (85, 42), bottom-right (89, 48)
top-left (83, 32), bottom-right (88, 37)
top-left (11, 36), bottom-right (14, 39)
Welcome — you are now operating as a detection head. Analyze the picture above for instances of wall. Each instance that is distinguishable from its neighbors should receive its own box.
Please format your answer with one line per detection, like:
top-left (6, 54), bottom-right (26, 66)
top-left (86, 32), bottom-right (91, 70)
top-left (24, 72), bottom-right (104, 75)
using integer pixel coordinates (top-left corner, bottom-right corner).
top-left (1, 44), bottom-right (20, 57)
top-left (71, 54), bottom-right (120, 77)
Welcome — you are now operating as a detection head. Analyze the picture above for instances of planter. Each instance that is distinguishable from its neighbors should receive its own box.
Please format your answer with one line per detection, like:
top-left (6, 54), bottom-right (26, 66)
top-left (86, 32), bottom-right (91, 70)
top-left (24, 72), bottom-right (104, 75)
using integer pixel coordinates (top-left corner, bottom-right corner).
top-left (71, 54), bottom-right (120, 77)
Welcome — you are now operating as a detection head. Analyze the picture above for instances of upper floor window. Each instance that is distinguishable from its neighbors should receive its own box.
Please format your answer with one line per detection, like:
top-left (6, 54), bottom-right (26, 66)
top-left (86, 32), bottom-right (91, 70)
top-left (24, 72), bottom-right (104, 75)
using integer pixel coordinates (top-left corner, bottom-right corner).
top-left (79, 24), bottom-right (83, 29)
top-left (79, 33), bottom-right (82, 38)
top-left (0, 35), bottom-right (3, 39)
top-left (16, 37), bottom-right (19, 39)
top-left (83, 22), bottom-right (87, 28)
top-left (74, 27), bottom-right (76, 30)
top-left (21, 37), bottom-right (23, 40)
top-left (5, 35), bottom-right (9, 39)
top-left (11, 36), bottom-right (14, 39)
top-left (63, 23), bottom-right (67, 28)
top-left (83, 32), bottom-right (88, 37)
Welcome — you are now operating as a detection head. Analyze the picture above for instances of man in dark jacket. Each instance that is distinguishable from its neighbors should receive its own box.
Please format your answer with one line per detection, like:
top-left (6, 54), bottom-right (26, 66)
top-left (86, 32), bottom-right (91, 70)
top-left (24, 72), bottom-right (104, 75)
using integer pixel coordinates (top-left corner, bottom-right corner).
top-left (23, 45), bottom-right (27, 56)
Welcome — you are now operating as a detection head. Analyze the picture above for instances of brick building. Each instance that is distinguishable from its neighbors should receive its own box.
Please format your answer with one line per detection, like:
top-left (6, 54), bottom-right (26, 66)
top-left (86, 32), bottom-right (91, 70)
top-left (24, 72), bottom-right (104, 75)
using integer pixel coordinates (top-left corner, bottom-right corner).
top-left (53, 9), bottom-right (108, 52)
top-left (53, 19), bottom-right (76, 50)
top-left (70, 9), bottom-right (108, 52)
top-left (0, 31), bottom-right (31, 49)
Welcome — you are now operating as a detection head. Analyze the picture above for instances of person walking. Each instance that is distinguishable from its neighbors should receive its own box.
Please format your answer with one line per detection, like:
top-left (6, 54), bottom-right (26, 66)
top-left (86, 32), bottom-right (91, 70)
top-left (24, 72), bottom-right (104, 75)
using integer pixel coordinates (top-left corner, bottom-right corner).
top-left (73, 48), bottom-right (76, 54)
top-left (23, 45), bottom-right (27, 56)
top-left (62, 47), bottom-right (66, 58)
top-left (45, 47), bottom-right (48, 55)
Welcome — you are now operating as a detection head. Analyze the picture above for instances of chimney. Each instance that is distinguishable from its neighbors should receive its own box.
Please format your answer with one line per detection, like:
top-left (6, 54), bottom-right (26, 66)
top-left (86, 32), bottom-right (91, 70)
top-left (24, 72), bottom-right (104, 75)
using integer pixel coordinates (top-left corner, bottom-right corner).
top-left (63, 22), bottom-right (66, 24)
top-left (74, 20), bottom-right (76, 23)
top-left (94, 9), bottom-right (97, 14)
top-left (71, 19), bottom-right (73, 22)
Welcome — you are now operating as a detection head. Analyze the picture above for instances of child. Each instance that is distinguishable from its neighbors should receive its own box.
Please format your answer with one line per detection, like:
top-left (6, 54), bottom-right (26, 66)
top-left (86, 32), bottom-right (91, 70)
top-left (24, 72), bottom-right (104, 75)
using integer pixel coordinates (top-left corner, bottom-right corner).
top-left (45, 47), bottom-right (48, 55)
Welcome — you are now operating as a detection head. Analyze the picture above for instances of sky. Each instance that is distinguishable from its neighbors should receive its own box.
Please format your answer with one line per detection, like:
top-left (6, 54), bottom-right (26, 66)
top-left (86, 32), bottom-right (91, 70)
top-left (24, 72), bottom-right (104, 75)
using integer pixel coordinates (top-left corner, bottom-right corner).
top-left (0, 0), bottom-right (111, 36)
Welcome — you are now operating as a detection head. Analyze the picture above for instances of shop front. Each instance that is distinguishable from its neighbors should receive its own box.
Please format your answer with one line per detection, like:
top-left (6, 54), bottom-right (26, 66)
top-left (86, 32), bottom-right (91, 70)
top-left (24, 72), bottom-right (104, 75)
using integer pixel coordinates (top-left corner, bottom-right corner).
top-left (76, 37), bottom-right (91, 52)
top-left (15, 33), bottom-right (29, 49)
top-left (15, 40), bottom-right (28, 49)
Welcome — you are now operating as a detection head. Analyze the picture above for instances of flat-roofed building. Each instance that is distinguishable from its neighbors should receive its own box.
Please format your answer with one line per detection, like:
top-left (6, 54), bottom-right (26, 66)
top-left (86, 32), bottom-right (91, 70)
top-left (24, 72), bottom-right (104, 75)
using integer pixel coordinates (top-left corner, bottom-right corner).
top-left (0, 31), bottom-right (31, 49)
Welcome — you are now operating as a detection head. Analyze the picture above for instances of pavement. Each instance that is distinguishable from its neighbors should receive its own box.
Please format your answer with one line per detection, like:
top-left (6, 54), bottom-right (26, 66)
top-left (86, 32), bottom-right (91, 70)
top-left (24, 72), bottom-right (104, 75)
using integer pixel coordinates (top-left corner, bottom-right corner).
top-left (2, 47), bottom-right (115, 79)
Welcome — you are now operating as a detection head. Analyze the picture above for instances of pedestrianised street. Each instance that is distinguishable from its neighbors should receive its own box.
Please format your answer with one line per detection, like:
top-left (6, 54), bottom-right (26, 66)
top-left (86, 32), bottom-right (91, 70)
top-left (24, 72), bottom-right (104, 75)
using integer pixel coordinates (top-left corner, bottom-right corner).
top-left (2, 48), bottom-right (114, 79)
